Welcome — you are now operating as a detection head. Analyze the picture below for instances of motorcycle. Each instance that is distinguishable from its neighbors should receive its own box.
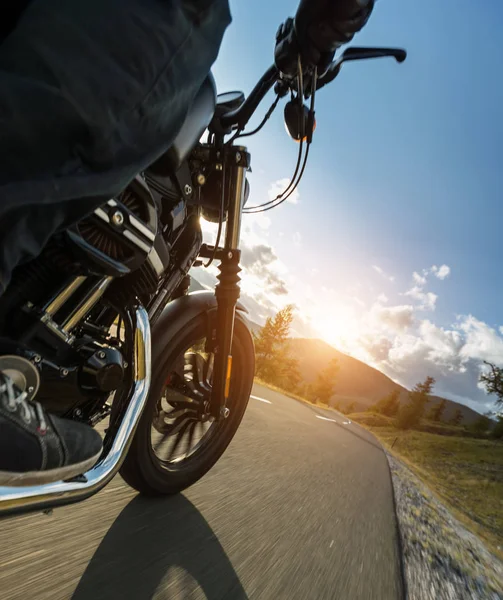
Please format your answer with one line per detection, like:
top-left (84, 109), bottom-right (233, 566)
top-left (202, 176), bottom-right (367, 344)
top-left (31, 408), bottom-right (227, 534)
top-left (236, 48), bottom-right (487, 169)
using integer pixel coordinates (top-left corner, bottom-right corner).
top-left (0, 31), bottom-right (405, 515)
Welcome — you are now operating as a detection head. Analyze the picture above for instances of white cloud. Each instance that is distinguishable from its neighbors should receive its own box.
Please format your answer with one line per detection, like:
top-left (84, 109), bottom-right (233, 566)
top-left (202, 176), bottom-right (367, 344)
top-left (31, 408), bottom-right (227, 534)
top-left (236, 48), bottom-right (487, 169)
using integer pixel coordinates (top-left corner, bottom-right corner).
top-left (377, 293), bottom-right (388, 303)
top-left (405, 286), bottom-right (438, 311)
top-left (293, 231), bottom-right (302, 247)
top-left (268, 178), bottom-right (299, 205)
top-left (351, 309), bottom-right (503, 413)
top-left (432, 264), bottom-right (451, 280)
top-left (372, 265), bottom-right (395, 282)
top-left (458, 315), bottom-right (503, 366)
top-left (370, 304), bottom-right (415, 332)
top-left (418, 320), bottom-right (464, 368)
top-left (413, 271), bottom-right (427, 286)
top-left (240, 243), bottom-right (289, 297)
top-left (403, 264), bottom-right (451, 311)
top-left (244, 212), bottom-right (271, 231)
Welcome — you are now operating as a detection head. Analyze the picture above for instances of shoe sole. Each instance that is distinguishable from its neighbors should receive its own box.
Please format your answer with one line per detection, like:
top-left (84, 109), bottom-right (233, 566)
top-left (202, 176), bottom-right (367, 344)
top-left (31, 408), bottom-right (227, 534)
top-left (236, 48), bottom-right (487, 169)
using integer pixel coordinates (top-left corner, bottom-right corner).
top-left (0, 450), bottom-right (102, 487)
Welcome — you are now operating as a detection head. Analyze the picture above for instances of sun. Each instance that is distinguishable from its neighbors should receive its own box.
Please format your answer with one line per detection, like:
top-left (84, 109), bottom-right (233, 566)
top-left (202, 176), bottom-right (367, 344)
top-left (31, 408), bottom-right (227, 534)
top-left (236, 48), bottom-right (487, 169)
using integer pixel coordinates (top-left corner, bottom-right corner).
top-left (311, 305), bottom-right (360, 350)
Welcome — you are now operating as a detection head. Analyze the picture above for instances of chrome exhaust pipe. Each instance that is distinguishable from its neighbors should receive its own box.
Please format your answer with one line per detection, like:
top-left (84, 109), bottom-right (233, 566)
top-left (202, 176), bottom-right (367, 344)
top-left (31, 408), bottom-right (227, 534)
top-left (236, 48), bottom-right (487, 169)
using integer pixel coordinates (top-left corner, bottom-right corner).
top-left (0, 306), bottom-right (151, 516)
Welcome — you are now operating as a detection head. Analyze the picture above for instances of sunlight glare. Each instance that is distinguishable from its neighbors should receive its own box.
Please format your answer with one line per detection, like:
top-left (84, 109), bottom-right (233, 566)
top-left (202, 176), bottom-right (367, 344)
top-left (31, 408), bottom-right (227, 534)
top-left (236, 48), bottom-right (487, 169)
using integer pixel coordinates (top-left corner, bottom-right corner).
top-left (312, 304), bottom-right (360, 350)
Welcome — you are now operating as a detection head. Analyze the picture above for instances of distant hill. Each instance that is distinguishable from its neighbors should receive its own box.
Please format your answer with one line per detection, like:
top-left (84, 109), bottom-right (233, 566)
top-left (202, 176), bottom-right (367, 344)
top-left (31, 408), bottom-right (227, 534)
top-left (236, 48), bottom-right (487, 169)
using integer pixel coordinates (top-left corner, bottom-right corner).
top-left (287, 338), bottom-right (482, 425)
top-left (188, 277), bottom-right (481, 424)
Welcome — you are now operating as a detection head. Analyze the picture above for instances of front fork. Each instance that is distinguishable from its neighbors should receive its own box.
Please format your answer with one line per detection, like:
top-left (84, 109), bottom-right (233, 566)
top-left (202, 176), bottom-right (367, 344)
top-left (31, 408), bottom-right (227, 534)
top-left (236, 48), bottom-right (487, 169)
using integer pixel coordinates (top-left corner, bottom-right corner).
top-left (202, 146), bottom-right (249, 419)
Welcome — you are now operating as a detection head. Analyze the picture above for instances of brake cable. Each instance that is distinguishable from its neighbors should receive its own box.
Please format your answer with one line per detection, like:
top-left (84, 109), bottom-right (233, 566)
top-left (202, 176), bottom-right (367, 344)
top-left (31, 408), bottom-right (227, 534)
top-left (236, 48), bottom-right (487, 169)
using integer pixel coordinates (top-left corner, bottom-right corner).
top-left (226, 94), bottom-right (281, 146)
top-left (244, 62), bottom-right (317, 214)
top-left (203, 64), bottom-right (317, 268)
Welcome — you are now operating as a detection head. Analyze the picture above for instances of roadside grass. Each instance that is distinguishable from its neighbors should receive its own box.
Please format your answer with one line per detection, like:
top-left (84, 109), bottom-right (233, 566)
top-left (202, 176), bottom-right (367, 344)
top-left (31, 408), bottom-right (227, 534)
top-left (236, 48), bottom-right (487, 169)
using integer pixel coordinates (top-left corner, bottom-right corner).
top-left (346, 411), bottom-right (394, 428)
top-left (357, 425), bottom-right (503, 560)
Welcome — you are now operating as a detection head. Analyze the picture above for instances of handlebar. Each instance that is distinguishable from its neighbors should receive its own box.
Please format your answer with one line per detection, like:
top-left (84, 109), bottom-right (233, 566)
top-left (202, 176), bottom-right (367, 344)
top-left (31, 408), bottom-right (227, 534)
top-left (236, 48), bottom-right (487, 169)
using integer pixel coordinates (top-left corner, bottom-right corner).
top-left (219, 65), bottom-right (279, 131)
top-left (219, 1), bottom-right (376, 132)
top-left (217, 46), bottom-right (406, 132)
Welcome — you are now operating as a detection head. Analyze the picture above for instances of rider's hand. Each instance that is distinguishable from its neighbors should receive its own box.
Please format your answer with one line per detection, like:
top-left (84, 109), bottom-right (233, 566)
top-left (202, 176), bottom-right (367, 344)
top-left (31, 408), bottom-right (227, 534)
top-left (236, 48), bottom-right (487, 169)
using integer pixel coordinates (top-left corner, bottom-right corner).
top-left (275, 0), bottom-right (374, 78)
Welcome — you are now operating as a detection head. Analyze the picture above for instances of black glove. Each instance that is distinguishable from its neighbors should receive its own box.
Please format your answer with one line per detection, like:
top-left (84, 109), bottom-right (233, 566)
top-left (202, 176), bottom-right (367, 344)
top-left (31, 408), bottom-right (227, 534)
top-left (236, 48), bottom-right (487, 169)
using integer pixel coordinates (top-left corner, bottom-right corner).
top-left (275, 0), bottom-right (374, 78)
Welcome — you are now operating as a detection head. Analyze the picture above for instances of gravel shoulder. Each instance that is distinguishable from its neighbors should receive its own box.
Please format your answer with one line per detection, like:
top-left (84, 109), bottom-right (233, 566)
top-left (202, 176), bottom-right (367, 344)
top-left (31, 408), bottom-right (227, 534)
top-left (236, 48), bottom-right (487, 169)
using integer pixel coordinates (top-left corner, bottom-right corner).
top-left (387, 452), bottom-right (503, 599)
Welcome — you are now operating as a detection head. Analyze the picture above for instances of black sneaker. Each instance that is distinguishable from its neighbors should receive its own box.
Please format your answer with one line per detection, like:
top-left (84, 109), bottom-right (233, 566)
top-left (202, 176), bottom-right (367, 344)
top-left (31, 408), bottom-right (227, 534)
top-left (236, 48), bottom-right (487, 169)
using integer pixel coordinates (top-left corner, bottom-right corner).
top-left (0, 373), bottom-right (103, 486)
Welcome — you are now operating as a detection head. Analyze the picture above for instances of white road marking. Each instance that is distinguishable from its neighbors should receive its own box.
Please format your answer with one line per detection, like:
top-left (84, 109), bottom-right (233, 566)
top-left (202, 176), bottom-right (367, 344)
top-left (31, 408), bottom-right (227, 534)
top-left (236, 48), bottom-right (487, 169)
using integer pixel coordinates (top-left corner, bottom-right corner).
top-left (251, 395), bottom-right (272, 404)
top-left (343, 420), bottom-right (352, 425)
top-left (330, 540), bottom-right (334, 549)
top-left (316, 415), bottom-right (337, 423)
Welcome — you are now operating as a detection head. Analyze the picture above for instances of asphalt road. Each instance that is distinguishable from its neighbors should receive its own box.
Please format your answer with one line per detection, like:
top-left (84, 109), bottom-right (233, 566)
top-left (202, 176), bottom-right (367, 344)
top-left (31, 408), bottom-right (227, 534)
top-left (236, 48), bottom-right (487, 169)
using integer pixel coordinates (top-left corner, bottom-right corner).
top-left (0, 384), bottom-right (404, 600)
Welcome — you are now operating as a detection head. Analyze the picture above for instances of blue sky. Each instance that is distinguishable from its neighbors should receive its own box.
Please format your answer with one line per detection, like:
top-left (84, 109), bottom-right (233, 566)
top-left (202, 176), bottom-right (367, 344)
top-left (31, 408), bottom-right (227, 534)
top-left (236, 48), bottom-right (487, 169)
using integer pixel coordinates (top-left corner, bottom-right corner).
top-left (195, 0), bottom-right (503, 414)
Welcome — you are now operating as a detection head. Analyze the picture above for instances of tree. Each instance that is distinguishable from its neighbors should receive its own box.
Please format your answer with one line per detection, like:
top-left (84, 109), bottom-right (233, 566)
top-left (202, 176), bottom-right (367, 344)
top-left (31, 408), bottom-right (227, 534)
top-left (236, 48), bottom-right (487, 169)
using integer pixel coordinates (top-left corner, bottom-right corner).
top-left (345, 401), bottom-right (356, 415)
top-left (254, 305), bottom-right (295, 383)
top-left (373, 389), bottom-right (400, 417)
top-left (311, 358), bottom-right (339, 405)
top-left (278, 353), bottom-right (302, 393)
top-left (490, 416), bottom-right (503, 440)
top-left (427, 399), bottom-right (447, 422)
top-left (397, 376), bottom-right (435, 430)
top-left (469, 415), bottom-right (491, 437)
top-left (450, 408), bottom-right (463, 426)
top-left (479, 361), bottom-right (503, 409)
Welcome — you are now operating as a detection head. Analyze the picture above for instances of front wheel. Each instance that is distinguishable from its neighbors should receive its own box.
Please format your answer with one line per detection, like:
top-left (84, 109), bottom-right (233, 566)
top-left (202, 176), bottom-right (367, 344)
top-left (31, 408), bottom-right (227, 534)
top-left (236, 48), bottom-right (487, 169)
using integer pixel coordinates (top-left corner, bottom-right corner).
top-left (120, 312), bottom-right (254, 495)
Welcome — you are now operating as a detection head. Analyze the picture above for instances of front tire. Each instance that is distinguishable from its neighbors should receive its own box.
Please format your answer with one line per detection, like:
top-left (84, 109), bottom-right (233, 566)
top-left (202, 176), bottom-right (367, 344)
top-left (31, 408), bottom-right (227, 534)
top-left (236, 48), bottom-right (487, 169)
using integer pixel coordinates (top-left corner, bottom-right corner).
top-left (120, 313), bottom-right (254, 495)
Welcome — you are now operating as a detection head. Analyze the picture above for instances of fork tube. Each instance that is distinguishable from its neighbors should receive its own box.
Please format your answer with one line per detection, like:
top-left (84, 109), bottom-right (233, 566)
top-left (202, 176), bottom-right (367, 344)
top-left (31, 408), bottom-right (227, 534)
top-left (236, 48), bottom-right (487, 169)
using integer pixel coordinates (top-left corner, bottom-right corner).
top-left (210, 147), bottom-right (249, 419)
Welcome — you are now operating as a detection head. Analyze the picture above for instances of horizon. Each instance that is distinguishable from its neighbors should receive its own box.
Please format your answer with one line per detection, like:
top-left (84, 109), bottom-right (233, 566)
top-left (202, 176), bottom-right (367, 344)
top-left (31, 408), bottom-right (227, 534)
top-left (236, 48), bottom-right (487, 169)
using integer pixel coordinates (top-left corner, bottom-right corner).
top-left (192, 0), bottom-right (503, 416)
top-left (190, 274), bottom-right (485, 417)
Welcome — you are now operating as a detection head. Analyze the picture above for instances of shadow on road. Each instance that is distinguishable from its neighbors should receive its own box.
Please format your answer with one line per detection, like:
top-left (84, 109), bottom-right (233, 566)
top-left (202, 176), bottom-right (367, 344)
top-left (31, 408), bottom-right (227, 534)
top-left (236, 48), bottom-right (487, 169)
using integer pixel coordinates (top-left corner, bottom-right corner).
top-left (72, 495), bottom-right (248, 600)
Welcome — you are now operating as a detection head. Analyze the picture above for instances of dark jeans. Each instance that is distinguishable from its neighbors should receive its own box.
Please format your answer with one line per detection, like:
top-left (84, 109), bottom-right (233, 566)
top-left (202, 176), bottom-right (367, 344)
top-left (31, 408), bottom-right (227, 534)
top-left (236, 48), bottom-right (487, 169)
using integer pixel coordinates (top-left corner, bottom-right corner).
top-left (0, 0), bottom-right (231, 293)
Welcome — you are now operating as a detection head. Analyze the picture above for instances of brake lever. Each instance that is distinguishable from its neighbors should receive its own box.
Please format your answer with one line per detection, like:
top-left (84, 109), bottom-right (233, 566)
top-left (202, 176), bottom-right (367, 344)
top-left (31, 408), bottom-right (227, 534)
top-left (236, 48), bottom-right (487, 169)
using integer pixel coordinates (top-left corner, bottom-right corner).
top-left (342, 46), bottom-right (407, 63)
top-left (307, 46), bottom-right (407, 97)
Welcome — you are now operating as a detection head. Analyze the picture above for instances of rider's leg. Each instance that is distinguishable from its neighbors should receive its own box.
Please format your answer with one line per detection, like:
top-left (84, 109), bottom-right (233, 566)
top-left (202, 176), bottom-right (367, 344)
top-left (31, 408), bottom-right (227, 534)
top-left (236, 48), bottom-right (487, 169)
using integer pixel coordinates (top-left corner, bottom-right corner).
top-left (0, 0), bottom-right (231, 485)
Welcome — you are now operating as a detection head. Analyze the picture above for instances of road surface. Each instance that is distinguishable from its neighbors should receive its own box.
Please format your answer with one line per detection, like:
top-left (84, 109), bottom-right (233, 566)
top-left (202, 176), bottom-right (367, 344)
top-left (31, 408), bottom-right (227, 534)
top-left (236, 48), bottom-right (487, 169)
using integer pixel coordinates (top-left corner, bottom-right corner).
top-left (0, 384), bottom-right (404, 599)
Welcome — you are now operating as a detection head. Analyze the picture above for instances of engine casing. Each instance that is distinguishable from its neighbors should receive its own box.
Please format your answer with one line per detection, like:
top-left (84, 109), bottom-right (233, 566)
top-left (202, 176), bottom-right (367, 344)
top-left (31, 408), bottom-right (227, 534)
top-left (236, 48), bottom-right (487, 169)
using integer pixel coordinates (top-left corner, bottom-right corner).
top-left (67, 176), bottom-right (158, 277)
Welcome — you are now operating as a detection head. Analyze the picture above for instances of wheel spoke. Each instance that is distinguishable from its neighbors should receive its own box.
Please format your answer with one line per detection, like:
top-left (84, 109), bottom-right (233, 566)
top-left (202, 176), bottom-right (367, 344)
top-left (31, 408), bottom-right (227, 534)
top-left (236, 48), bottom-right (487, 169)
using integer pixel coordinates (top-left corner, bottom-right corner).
top-left (153, 431), bottom-right (169, 451)
top-left (185, 421), bottom-right (197, 455)
top-left (163, 412), bottom-right (195, 436)
top-left (150, 336), bottom-right (221, 465)
top-left (185, 352), bottom-right (209, 395)
top-left (168, 420), bottom-right (193, 459)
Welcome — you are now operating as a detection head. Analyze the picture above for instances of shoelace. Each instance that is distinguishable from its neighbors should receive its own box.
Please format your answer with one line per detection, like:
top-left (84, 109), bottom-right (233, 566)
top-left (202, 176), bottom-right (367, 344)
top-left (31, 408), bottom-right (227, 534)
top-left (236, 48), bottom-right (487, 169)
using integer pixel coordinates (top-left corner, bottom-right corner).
top-left (0, 374), bottom-right (47, 432)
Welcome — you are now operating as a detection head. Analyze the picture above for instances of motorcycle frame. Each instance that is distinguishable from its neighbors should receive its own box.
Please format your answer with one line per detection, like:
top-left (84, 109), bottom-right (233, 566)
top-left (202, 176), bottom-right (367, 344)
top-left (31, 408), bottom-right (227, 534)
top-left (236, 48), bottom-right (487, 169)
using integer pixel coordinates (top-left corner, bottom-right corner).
top-left (0, 143), bottom-right (250, 517)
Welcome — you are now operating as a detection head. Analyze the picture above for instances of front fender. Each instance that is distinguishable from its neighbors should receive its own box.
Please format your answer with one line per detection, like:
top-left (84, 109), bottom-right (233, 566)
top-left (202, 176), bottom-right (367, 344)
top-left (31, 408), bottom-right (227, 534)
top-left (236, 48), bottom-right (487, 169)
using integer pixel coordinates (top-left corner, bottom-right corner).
top-left (151, 291), bottom-right (251, 364)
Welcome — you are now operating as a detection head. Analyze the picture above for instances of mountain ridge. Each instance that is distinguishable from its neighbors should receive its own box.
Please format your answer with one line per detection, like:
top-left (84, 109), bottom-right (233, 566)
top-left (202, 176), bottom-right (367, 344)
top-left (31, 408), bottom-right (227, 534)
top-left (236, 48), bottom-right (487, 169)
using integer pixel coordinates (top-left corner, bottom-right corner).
top-left (287, 337), bottom-right (482, 424)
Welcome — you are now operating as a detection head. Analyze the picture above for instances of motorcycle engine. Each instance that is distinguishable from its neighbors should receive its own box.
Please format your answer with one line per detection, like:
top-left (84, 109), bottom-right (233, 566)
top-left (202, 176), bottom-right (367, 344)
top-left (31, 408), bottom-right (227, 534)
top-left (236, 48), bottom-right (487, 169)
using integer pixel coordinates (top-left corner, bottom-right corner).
top-left (69, 175), bottom-right (160, 277)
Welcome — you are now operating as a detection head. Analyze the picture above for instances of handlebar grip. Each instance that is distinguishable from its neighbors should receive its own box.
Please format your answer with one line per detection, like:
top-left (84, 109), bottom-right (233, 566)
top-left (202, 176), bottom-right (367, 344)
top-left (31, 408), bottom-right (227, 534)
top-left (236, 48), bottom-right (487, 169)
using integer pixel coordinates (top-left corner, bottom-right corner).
top-left (295, 0), bottom-right (374, 53)
top-left (275, 0), bottom-right (374, 77)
